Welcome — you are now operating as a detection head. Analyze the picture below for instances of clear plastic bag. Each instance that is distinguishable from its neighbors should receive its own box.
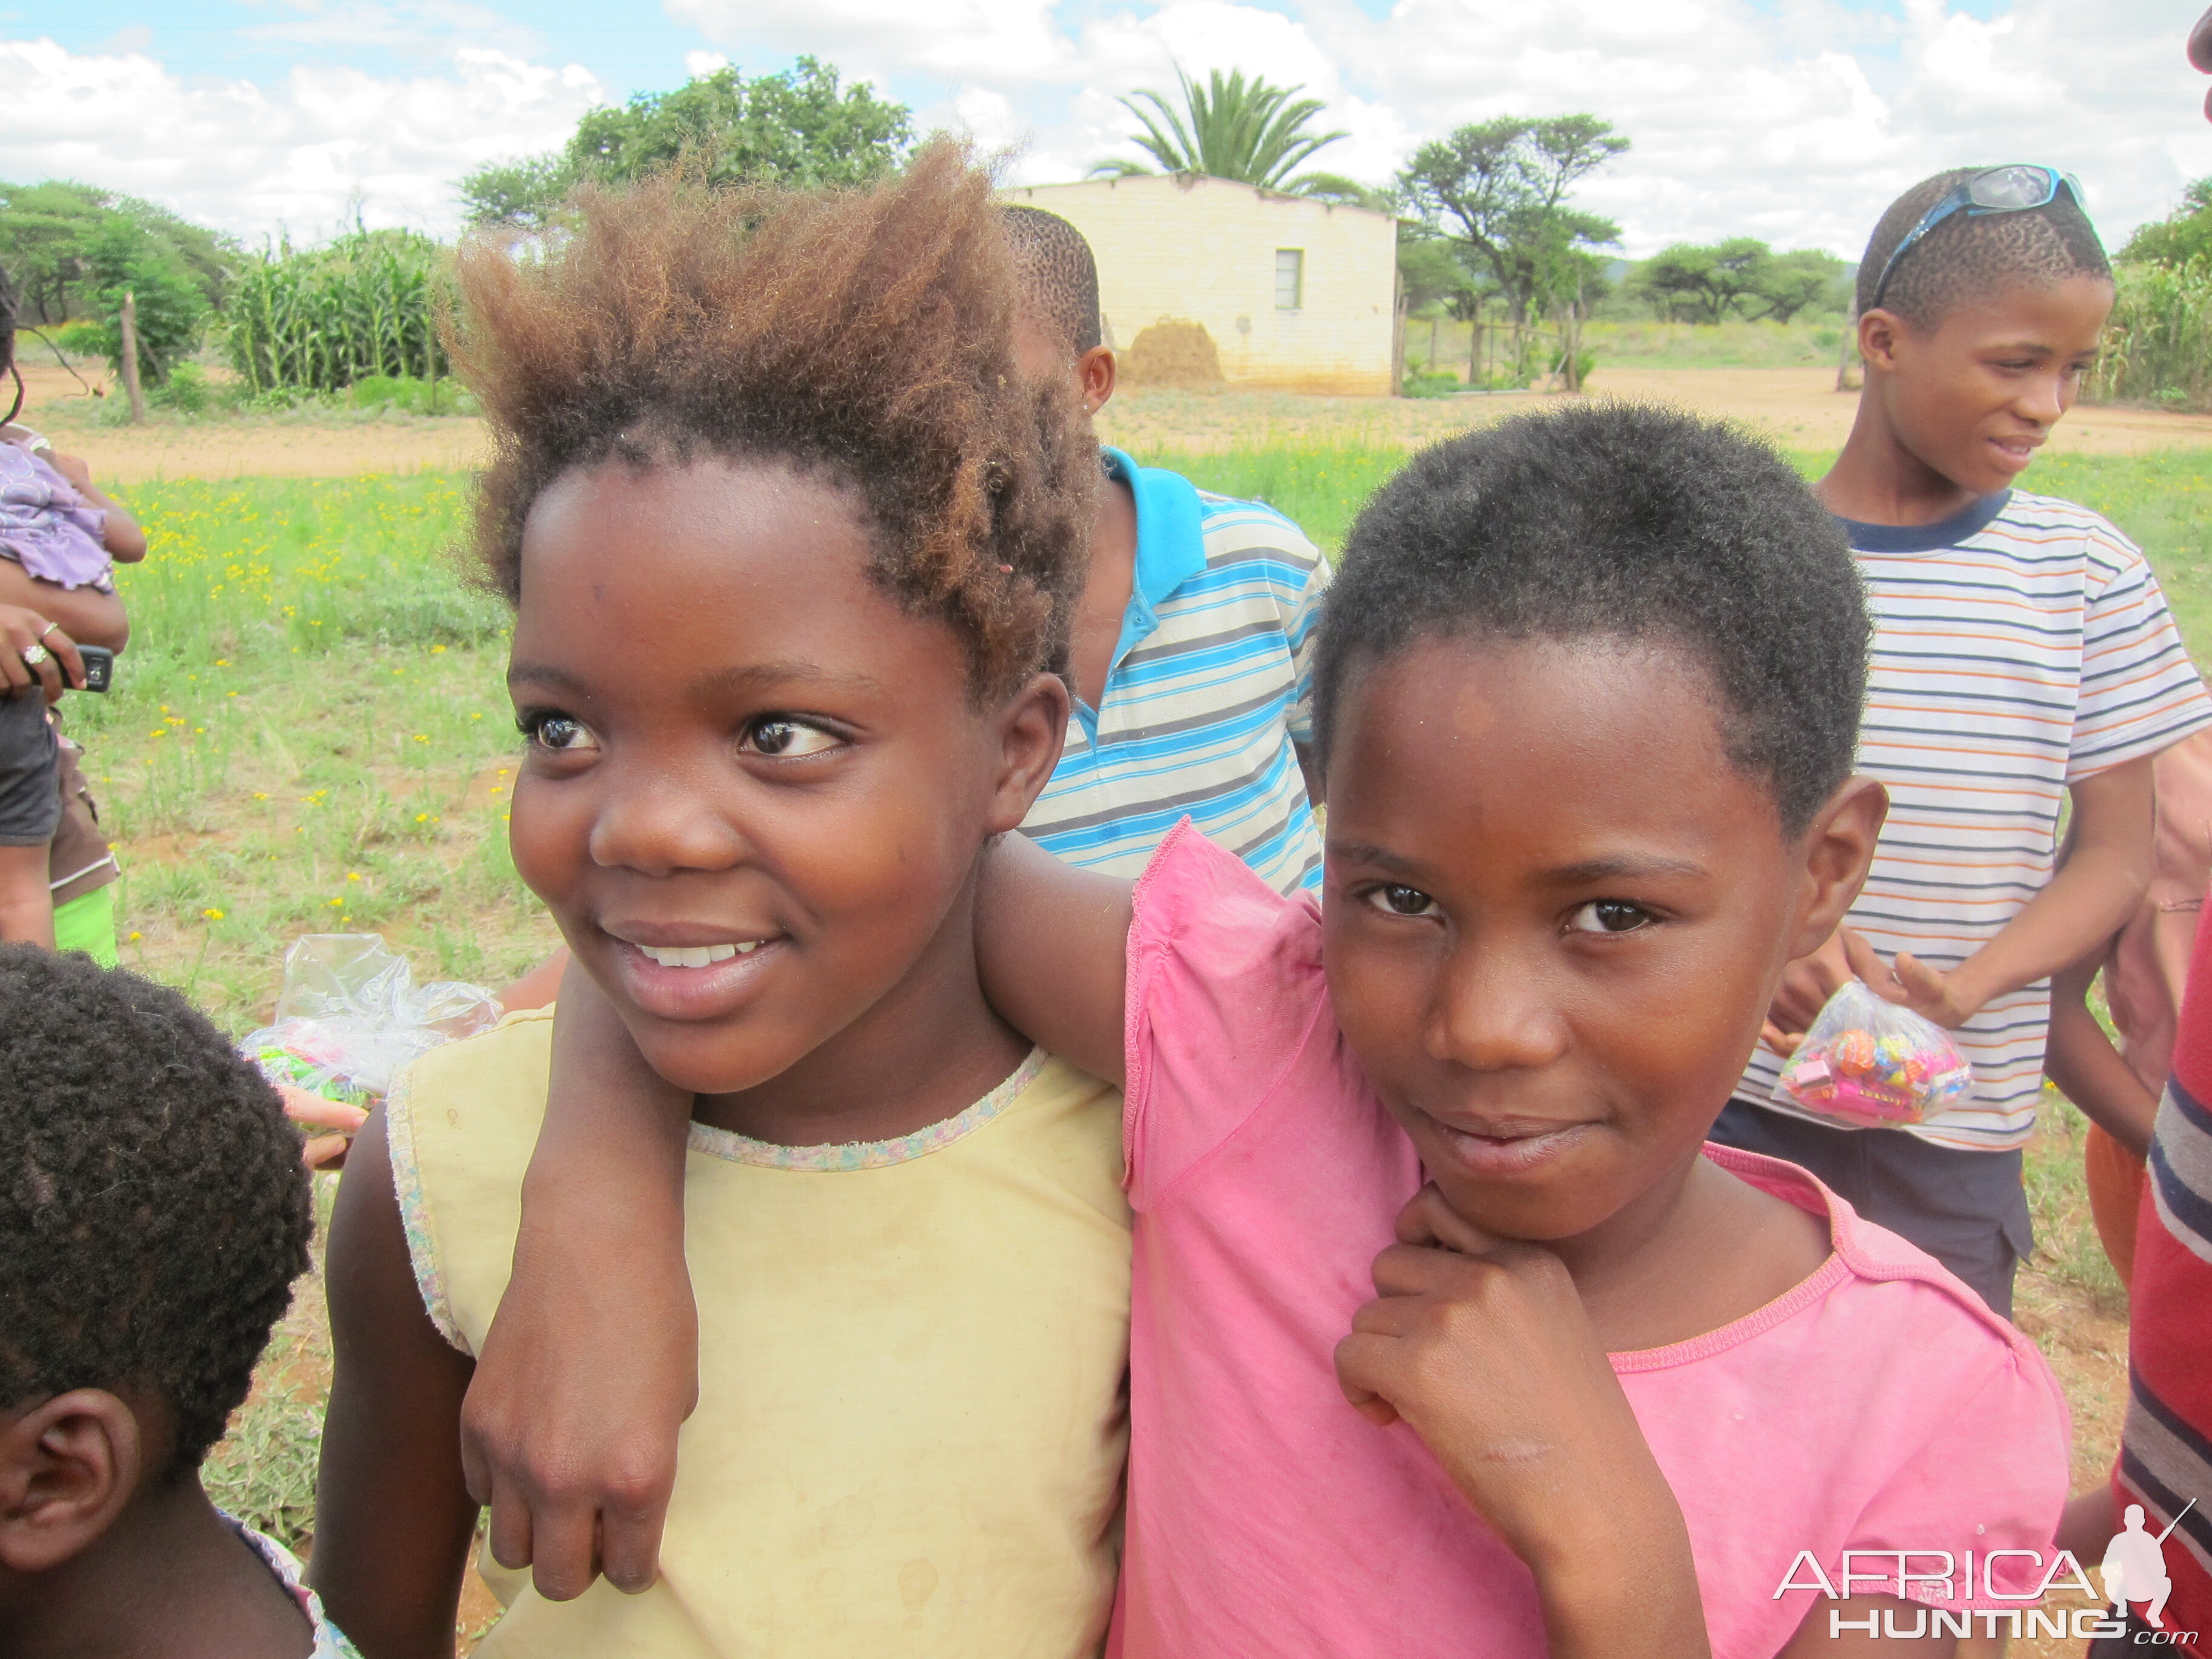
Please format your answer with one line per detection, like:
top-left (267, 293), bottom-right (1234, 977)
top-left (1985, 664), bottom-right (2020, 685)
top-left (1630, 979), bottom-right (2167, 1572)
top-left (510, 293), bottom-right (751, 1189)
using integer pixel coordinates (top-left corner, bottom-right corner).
top-left (243, 934), bottom-right (503, 1105)
top-left (1771, 980), bottom-right (1974, 1130)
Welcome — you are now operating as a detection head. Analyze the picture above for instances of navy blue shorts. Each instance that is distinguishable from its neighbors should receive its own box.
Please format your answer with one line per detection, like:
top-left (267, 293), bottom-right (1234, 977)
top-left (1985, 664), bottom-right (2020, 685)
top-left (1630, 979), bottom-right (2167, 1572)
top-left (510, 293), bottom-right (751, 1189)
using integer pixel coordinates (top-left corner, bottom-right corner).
top-left (1711, 1099), bottom-right (2033, 1318)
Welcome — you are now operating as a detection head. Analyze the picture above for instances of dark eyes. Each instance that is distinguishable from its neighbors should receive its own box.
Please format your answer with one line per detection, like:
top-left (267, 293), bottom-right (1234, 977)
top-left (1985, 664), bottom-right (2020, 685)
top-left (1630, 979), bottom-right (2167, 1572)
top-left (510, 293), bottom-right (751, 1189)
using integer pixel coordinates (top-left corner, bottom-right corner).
top-left (1365, 884), bottom-right (1438, 917)
top-left (1568, 900), bottom-right (1654, 935)
top-left (520, 711), bottom-right (598, 752)
top-left (517, 713), bottom-right (842, 760)
top-left (742, 719), bottom-right (840, 759)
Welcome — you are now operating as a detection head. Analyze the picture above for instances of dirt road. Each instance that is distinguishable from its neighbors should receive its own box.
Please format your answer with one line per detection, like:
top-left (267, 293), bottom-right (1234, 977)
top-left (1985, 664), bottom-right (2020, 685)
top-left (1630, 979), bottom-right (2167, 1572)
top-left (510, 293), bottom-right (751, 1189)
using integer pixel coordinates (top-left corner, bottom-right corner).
top-left (21, 361), bottom-right (2212, 482)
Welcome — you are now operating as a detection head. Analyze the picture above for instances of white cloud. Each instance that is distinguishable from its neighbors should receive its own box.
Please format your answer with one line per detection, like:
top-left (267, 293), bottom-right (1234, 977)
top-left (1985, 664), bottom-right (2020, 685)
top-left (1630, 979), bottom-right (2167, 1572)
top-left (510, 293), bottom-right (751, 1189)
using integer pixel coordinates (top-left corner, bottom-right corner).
top-left (236, 0), bottom-right (540, 60)
top-left (10, 2), bottom-right (2212, 257)
top-left (0, 35), bottom-right (602, 243)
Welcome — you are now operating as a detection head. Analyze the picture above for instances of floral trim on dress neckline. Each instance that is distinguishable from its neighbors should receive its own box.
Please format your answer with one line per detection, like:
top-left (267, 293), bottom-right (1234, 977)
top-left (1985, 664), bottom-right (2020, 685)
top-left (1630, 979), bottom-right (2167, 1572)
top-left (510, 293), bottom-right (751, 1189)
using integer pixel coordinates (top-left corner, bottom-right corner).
top-left (224, 1513), bottom-right (367, 1657)
top-left (686, 1048), bottom-right (1048, 1170)
top-left (383, 1065), bottom-right (469, 1355)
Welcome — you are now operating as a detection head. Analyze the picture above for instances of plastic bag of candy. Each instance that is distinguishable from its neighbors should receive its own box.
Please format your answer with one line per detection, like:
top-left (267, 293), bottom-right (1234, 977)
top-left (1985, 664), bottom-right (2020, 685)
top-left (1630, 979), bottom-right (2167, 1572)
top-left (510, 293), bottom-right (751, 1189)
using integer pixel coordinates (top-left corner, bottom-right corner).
top-left (1771, 980), bottom-right (1974, 1129)
top-left (243, 934), bottom-right (503, 1107)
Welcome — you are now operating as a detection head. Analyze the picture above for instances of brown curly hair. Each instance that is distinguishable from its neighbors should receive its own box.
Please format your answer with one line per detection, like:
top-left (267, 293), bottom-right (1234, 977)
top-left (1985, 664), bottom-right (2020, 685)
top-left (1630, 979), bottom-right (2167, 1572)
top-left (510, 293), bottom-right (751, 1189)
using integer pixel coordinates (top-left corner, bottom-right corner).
top-left (449, 142), bottom-right (1097, 699)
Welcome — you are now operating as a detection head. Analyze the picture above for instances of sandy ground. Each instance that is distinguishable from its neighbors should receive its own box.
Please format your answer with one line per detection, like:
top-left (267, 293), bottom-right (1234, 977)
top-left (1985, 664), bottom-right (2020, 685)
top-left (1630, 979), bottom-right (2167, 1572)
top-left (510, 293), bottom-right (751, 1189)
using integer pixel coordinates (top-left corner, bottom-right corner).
top-left (21, 360), bottom-right (2212, 482)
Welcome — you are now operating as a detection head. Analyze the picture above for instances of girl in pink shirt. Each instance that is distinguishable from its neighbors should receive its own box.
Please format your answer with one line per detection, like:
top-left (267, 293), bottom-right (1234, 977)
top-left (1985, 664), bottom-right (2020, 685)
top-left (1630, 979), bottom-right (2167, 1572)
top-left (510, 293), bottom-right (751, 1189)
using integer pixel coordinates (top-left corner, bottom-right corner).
top-left (463, 404), bottom-right (2070, 1658)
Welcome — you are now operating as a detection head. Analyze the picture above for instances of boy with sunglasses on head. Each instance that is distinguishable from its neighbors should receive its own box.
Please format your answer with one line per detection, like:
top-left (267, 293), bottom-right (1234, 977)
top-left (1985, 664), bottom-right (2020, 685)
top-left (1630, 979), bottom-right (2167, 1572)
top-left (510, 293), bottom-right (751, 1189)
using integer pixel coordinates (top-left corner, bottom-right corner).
top-left (1710, 166), bottom-right (2212, 1319)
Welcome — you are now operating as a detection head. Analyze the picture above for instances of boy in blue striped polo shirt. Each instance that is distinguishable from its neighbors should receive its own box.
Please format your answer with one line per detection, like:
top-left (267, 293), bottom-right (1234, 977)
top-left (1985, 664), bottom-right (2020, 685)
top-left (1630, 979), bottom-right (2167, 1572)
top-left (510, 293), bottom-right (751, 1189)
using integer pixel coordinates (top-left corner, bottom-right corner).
top-left (1002, 208), bottom-right (1329, 895)
top-left (1709, 167), bottom-right (2212, 1317)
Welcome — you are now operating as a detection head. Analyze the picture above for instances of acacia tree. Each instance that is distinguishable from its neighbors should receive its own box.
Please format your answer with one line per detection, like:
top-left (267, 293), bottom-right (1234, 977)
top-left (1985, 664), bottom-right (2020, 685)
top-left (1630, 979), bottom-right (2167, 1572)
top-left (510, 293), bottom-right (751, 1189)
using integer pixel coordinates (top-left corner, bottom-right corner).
top-left (460, 58), bottom-right (913, 230)
top-left (1635, 239), bottom-right (1846, 323)
top-left (0, 181), bottom-right (231, 326)
top-left (1396, 115), bottom-right (1629, 324)
top-left (1635, 238), bottom-right (1771, 323)
top-left (1089, 67), bottom-right (1348, 192)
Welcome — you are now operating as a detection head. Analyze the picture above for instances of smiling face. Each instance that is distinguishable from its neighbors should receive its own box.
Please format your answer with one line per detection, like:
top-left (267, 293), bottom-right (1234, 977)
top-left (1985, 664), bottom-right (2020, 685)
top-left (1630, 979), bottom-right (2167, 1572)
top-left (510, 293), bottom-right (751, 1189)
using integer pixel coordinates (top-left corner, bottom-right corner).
top-left (1866, 273), bottom-right (2112, 496)
top-left (1322, 634), bottom-right (1849, 1244)
top-left (507, 455), bottom-right (1062, 1111)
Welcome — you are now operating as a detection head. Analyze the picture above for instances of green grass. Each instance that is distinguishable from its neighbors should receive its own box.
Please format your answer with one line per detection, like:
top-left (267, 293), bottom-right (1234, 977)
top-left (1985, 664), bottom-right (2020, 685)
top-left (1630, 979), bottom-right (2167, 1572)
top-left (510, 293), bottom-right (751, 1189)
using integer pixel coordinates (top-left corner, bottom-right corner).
top-left (78, 474), bottom-right (541, 1033)
top-left (1401, 315), bottom-right (1850, 379)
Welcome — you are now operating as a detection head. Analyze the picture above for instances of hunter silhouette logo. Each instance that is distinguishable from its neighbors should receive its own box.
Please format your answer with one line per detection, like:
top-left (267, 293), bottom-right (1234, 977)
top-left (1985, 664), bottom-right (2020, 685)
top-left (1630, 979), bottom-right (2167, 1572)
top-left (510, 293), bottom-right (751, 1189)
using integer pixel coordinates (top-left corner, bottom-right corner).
top-left (2103, 1500), bottom-right (2197, 1632)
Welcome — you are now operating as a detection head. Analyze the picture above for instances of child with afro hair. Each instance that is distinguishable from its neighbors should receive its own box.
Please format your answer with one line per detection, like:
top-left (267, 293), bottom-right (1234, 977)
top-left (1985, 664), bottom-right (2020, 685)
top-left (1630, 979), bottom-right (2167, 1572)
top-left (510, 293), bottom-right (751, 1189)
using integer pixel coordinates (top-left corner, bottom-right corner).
top-left (309, 146), bottom-right (1131, 1658)
top-left (0, 945), bottom-right (342, 1657)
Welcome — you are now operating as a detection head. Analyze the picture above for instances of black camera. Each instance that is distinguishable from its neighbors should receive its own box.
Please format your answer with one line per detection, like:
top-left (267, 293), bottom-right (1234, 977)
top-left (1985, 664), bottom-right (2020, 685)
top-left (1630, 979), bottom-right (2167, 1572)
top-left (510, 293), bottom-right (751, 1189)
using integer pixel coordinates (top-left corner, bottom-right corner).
top-left (76, 645), bottom-right (113, 692)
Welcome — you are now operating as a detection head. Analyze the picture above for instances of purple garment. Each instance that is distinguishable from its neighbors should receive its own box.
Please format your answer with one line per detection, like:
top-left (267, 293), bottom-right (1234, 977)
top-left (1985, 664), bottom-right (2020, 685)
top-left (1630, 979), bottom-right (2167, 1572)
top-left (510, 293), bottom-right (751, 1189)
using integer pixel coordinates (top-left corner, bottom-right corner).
top-left (0, 443), bottom-right (113, 591)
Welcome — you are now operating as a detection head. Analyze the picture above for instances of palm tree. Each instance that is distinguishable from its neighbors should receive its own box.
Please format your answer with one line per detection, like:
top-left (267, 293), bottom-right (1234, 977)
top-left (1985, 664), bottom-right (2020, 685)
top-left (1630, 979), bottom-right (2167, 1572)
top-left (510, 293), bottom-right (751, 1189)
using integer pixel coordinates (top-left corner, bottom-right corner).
top-left (1089, 67), bottom-right (1349, 193)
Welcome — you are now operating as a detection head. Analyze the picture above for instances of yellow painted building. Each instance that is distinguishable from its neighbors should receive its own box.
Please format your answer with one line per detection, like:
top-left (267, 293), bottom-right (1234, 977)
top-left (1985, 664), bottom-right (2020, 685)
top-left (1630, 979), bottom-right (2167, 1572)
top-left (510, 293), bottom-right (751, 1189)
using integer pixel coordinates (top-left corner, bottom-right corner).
top-left (1000, 174), bottom-right (1399, 397)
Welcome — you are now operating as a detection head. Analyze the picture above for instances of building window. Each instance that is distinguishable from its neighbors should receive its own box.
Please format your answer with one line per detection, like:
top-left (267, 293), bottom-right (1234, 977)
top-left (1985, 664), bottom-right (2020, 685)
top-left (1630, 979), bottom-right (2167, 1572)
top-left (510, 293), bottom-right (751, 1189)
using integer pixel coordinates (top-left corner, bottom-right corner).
top-left (1275, 248), bottom-right (1303, 310)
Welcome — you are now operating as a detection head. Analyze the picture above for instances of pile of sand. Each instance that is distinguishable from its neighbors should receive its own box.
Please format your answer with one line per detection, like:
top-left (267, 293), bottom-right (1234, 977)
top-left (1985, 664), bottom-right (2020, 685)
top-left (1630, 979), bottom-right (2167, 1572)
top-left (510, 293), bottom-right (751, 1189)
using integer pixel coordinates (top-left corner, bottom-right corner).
top-left (1121, 320), bottom-right (1224, 389)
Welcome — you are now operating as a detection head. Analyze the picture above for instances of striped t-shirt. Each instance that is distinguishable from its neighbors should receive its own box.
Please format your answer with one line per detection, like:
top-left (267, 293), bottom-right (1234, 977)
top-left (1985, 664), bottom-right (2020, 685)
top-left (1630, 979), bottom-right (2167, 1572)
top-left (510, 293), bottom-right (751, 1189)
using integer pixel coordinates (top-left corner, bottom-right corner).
top-left (1737, 489), bottom-right (2212, 1151)
top-left (1021, 449), bottom-right (1327, 895)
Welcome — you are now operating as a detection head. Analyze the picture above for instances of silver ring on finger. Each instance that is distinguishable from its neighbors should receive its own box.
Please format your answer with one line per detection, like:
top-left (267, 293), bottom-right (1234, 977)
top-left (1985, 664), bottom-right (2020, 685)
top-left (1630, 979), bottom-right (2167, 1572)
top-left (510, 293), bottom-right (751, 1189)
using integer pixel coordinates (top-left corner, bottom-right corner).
top-left (36, 622), bottom-right (58, 642)
top-left (20, 644), bottom-right (48, 668)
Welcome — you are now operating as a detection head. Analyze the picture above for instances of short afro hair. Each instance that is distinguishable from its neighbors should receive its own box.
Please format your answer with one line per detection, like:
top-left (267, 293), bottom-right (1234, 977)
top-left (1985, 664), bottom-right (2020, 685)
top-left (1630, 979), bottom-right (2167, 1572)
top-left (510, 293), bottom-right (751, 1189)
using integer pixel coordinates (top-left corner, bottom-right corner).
top-left (451, 142), bottom-right (1098, 702)
top-left (1000, 206), bottom-right (1103, 355)
top-left (1315, 403), bottom-right (1868, 836)
top-left (0, 948), bottom-right (312, 1476)
top-left (1859, 167), bottom-right (2112, 330)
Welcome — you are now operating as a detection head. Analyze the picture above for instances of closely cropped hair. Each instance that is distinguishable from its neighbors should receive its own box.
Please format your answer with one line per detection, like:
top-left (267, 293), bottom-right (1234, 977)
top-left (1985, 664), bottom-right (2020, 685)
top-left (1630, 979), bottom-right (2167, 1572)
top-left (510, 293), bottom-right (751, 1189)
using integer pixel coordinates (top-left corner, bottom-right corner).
top-left (451, 144), bottom-right (1098, 700)
top-left (1315, 404), bottom-right (1868, 834)
top-left (0, 948), bottom-right (312, 1475)
top-left (1000, 206), bottom-right (1103, 355)
top-left (1858, 167), bottom-right (2112, 330)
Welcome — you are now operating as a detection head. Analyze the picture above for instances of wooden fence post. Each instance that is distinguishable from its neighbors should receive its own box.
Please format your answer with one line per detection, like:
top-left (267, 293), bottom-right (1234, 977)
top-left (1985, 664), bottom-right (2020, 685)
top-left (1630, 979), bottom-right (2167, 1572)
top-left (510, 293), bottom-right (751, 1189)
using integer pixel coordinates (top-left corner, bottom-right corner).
top-left (1391, 266), bottom-right (1407, 397)
top-left (118, 290), bottom-right (147, 423)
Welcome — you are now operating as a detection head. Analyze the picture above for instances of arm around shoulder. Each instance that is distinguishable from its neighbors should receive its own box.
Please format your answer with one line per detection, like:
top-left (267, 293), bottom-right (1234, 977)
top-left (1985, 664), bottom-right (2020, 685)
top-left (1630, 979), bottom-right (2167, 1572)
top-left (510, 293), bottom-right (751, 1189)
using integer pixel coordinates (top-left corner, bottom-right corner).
top-left (311, 1106), bottom-right (482, 1658)
top-left (974, 830), bottom-right (1132, 1088)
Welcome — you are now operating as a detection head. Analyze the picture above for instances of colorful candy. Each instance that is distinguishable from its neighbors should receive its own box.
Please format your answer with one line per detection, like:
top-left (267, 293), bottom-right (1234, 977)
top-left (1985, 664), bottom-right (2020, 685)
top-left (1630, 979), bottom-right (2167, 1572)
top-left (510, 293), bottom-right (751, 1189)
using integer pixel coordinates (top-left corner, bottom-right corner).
top-left (1773, 981), bottom-right (1973, 1130)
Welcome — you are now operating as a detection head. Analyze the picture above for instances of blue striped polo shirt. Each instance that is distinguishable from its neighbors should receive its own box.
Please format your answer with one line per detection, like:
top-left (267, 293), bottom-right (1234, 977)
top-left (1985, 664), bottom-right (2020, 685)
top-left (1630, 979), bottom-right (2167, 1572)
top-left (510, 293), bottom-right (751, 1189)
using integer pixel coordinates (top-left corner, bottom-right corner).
top-left (1021, 449), bottom-right (1329, 894)
top-left (1736, 489), bottom-right (2212, 1151)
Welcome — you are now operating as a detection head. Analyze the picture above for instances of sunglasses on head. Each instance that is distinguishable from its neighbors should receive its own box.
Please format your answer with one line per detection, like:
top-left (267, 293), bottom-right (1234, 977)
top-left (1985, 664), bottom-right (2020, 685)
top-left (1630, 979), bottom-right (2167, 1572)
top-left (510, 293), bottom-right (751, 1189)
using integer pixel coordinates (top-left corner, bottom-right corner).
top-left (1868, 165), bottom-right (2085, 313)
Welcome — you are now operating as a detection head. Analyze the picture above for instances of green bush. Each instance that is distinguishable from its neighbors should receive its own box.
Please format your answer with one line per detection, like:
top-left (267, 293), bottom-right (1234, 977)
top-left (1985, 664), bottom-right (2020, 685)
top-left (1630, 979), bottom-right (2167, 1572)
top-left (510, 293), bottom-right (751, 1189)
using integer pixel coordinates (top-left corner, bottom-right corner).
top-left (347, 375), bottom-right (477, 417)
top-left (1401, 369), bottom-right (1463, 398)
top-left (151, 361), bottom-right (210, 414)
top-left (2088, 259), bottom-right (2212, 412)
top-left (50, 213), bottom-right (210, 383)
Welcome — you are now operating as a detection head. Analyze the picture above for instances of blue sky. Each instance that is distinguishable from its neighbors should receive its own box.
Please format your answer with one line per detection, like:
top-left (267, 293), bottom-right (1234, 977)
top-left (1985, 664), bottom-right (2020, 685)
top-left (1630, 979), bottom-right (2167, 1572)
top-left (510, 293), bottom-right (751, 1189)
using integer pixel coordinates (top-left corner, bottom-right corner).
top-left (7, 0), bottom-right (2211, 255)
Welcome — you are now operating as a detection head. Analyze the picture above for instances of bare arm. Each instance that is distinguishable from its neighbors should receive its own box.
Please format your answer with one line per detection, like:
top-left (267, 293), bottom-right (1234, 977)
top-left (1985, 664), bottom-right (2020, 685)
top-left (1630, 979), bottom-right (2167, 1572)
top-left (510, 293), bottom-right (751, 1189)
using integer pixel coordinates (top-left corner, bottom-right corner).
top-left (311, 1108), bottom-right (482, 1658)
top-left (0, 843), bottom-right (53, 946)
top-left (0, 568), bottom-right (123, 654)
top-left (971, 830), bottom-right (1133, 1088)
top-left (2044, 950), bottom-right (2158, 1157)
top-left (458, 953), bottom-right (695, 1601)
top-left (1865, 756), bottom-right (2156, 1027)
top-left (41, 450), bottom-right (145, 562)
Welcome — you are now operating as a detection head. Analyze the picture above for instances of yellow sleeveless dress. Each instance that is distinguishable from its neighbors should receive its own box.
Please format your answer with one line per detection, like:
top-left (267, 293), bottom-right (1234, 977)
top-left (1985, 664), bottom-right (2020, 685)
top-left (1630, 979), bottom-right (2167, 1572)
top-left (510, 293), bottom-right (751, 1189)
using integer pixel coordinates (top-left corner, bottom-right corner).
top-left (386, 1009), bottom-right (1131, 1658)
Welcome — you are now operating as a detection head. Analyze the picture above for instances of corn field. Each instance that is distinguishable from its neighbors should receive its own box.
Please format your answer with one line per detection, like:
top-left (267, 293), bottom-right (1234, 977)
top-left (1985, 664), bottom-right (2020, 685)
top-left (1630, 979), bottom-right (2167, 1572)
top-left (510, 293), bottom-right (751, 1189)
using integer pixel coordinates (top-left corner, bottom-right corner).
top-left (226, 229), bottom-right (450, 394)
top-left (2089, 258), bottom-right (2212, 412)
